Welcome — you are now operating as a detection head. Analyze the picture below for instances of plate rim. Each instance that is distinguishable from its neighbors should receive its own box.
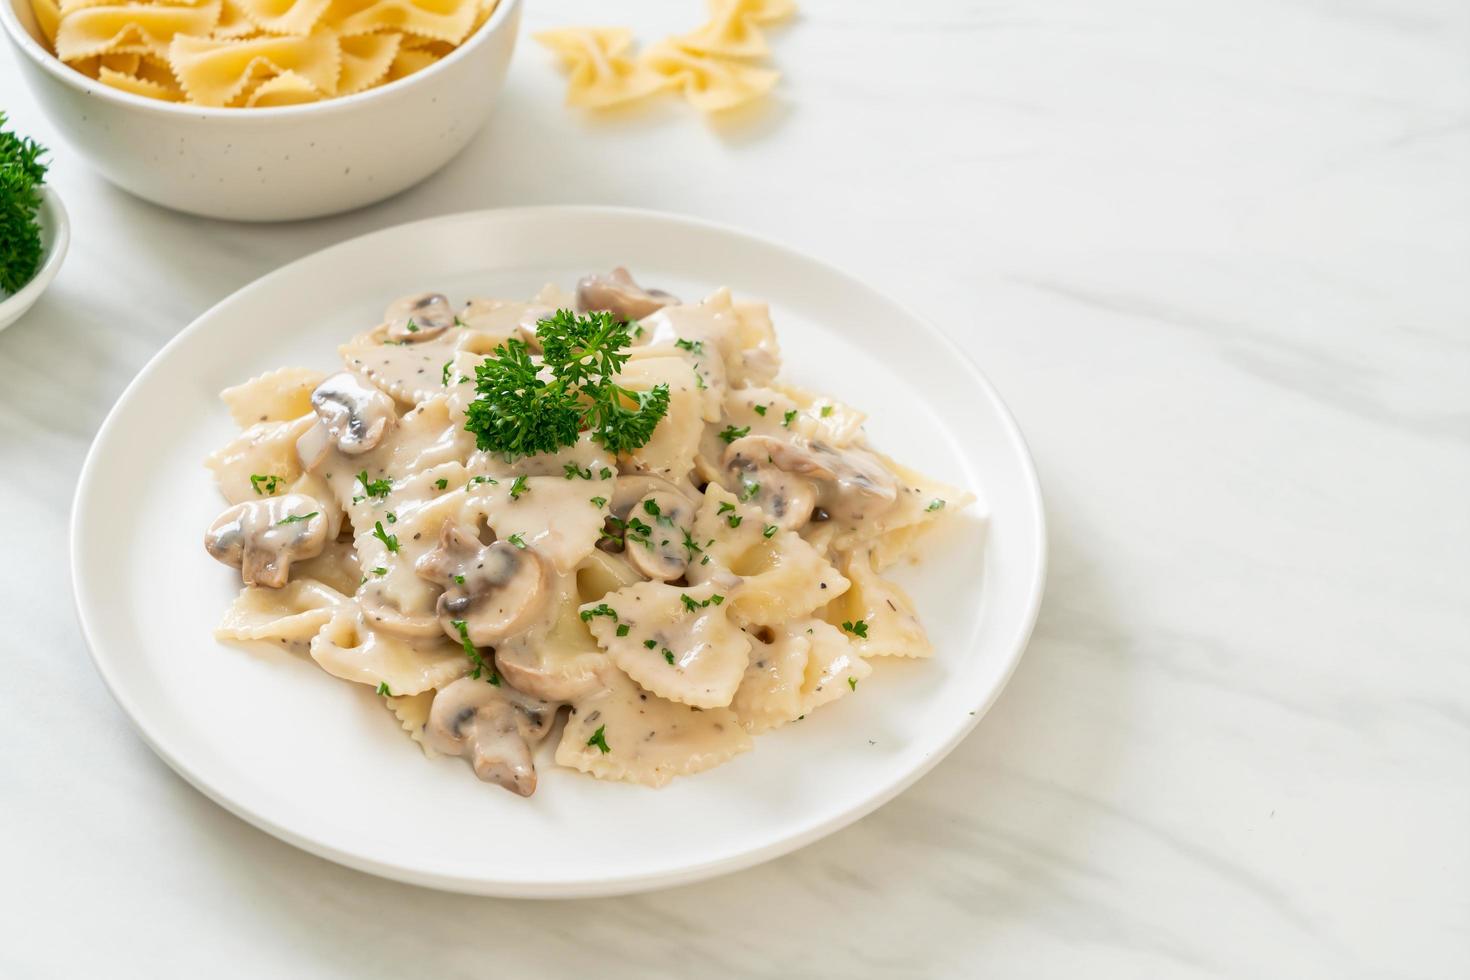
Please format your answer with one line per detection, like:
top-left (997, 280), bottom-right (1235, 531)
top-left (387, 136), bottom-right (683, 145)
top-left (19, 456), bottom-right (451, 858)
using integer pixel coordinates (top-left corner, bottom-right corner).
top-left (68, 205), bottom-right (1048, 897)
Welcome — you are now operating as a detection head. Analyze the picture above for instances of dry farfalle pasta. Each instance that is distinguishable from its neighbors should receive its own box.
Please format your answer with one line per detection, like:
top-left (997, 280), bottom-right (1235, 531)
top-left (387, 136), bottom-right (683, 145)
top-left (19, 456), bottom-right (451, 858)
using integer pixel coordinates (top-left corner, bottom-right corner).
top-left (30, 0), bottom-right (499, 107)
top-left (536, 0), bottom-right (795, 113)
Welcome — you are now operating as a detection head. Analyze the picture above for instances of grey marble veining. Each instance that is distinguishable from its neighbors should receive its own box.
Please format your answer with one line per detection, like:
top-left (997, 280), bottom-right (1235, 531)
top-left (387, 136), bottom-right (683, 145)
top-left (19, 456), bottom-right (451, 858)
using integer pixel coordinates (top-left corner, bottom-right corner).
top-left (1, 0), bottom-right (1466, 976)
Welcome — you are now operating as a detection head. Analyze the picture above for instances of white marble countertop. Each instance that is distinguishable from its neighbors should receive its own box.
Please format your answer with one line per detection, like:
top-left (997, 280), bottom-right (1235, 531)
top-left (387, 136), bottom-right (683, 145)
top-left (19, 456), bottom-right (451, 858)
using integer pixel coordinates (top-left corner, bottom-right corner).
top-left (3, 0), bottom-right (1467, 976)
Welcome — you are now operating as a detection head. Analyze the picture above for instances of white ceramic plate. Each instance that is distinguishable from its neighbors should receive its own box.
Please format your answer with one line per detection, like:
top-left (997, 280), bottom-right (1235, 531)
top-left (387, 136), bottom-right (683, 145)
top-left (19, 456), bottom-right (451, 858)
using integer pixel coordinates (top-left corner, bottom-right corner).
top-left (70, 207), bottom-right (1046, 897)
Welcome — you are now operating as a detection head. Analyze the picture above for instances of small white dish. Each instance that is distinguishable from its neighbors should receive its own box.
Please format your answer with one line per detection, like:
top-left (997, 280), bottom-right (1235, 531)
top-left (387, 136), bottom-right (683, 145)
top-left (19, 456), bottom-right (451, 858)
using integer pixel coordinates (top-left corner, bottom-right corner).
top-left (0, 185), bottom-right (68, 333)
top-left (70, 207), bottom-right (1046, 897)
top-left (0, 0), bottom-right (521, 221)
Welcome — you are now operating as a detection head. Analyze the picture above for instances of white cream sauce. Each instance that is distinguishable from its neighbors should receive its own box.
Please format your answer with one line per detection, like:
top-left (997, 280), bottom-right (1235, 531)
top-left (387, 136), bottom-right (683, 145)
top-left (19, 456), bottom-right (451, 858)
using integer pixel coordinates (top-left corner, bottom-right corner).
top-left (204, 276), bottom-right (971, 796)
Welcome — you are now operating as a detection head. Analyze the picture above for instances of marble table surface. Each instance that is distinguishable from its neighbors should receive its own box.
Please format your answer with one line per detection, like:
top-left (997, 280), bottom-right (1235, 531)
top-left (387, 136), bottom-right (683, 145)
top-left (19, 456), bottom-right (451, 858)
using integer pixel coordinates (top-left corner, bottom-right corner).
top-left (2, 0), bottom-right (1466, 976)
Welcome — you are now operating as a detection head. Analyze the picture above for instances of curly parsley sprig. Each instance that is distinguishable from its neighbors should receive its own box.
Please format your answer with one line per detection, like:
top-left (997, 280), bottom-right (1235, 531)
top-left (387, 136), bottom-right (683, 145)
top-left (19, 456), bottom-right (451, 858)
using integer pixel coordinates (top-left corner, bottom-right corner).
top-left (0, 113), bottom-right (49, 295)
top-left (464, 310), bottom-right (670, 459)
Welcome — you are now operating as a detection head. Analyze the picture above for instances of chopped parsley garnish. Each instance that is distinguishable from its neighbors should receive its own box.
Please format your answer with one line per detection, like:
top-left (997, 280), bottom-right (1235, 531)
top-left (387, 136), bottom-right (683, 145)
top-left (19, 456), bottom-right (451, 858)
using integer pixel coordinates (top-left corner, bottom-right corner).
top-left (450, 619), bottom-right (499, 684)
top-left (642, 498), bottom-right (661, 518)
top-left (739, 481), bottom-right (760, 502)
top-left (587, 725), bottom-right (610, 754)
top-left (753, 404), bottom-right (768, 416)
top-left (377, 682), bottom-right (392, 696)
top-left (926, 498), bottom-right (946, 512)
top-left (441, 360), bottom-right (454, 386)
top-left (643, 639), bottom-right (657, 649)
top-left (0, 113), bottom-right (49, 294)
top-left (464, 309), bottom-right (670, 459)
top-left (356, 470), bottom-right (391, 498)
top-left (372, 567), bottom-right (388, 576)
top-left (616, 624), bottom-right (630, 637)
top-left (681, 529), bottom-right (703, 557)
top-left (693, 368), bottom-right (708, 390)
top-left (599, 516), bottom-right (626, 546)
top-left (674, 338), bottom-right (703, 354)
top-left (249, 474), bottom-right (283, 495)
top-left (841, 619), bottom-right (869, 638)
top-left (782, 409), bottom-right (797, 427)
top-left (580, 603), bottom-right (618, 623)
top-left (680, 593), bottom-right (724, 613)
top-left (435, 478), bottom-right (448, 489)
top-left (718, 501), bottom-right (736, 515)
top-left (820, 405), bottom-right (833, 417)
top-left (506, 533), bottom-right (526, 549)
top-left (563, 462), bottom-right (593, 480)
top-left (718, 425), bottom-right (750, 444)
top-left (453, 574), bottom-right (465, 584)
top-left (385, 512), bottom-right (397, 524)
top-left (405, 318), bottom-right (419, 333)
top-left (762, 524), bottom-right (779, 538)
top-left (624, 516), bottom-right (654, 549)
top-left (372, 520), bottom-right (399, 552)
top-left (848, 677), bottom-right (858, 691)
top-left (276, 512), bottom-right (318, 525)
top-left (663, 649), bottom-right (675, 665)
top-left (600, 467), bottom-right (613, 480)
top-left (590, 496), bottom-right (607, 508)
top-left (508, 474), bottom-right (529, 500)
top-left (469, 475), bottom-right (497, 485)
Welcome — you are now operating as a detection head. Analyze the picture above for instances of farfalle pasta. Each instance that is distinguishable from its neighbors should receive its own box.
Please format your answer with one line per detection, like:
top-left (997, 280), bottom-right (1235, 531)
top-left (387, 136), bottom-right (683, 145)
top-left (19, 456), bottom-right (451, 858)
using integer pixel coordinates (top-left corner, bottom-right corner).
top-left (674, 0), bottom-right (795, 59)
top-left (201, 269), bottom-right (973, 796)
top-left (538, 0), bottom-right (796, 113)
top-left (30, 0), bottom-right (496, 106)
top-left (532, 27), bottom-right (669, 110)
top-left (640, 39), bottom-right (779, 113)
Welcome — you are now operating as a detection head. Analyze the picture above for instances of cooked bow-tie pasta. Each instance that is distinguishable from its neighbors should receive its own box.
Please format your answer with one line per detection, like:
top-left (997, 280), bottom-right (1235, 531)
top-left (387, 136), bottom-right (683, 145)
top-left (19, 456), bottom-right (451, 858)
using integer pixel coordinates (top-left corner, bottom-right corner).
top-left (204, 271), bottom-right (974, 796)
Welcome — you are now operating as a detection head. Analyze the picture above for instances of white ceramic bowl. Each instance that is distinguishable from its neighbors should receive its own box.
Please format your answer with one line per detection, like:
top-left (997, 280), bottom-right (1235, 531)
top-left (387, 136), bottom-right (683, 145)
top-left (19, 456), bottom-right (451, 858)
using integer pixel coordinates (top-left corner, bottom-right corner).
top-left (0, 186), bottom-right (69, 333)
top-left (0, 0), bottom-right (521, 221)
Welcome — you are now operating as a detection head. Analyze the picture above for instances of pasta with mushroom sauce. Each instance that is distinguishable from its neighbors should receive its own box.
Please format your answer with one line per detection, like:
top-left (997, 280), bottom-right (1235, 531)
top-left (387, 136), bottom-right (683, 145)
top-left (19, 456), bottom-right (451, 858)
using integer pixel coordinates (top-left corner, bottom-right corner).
top-left (203, 270), bottom-right (973, 796)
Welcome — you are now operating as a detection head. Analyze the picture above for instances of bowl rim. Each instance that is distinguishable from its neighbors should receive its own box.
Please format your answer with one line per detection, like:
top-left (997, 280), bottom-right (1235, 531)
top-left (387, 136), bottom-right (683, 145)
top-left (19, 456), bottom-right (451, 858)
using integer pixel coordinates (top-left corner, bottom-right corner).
top-left (0, 185), bottom-right (69, 327)
top-left (0, 0), bottom-right (519, 120)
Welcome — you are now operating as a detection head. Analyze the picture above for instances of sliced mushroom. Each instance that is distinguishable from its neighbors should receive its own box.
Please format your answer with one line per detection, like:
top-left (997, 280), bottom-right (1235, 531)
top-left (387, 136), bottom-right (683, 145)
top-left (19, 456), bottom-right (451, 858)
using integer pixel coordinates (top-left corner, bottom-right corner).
top-left (721, 435), bottom-right (819, 530)
top-left (384, 292), bottom-right (455, 343)
top-left (205, 493), bottom-right (327, 588)
top-left (623, 489), bottom-right (698, 581)
top-left (609, 474), bottom-right (686, 517)
top-left (598, 476), bottom-right (695, 561)
top-left (722, 435), bottom-right (900, 530)
top-left (424, 676), bottom-right (557, 796)
top-left (494, 571), bottom-right (616, 702)
top-left (416, 519), bottom-right (550, 646)
top-left (575, 268), bottom-right (679, 322)
top-left (358, 591), bottom-right (443, 639)
top-left (309, 372), bottom-right (397, 456)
